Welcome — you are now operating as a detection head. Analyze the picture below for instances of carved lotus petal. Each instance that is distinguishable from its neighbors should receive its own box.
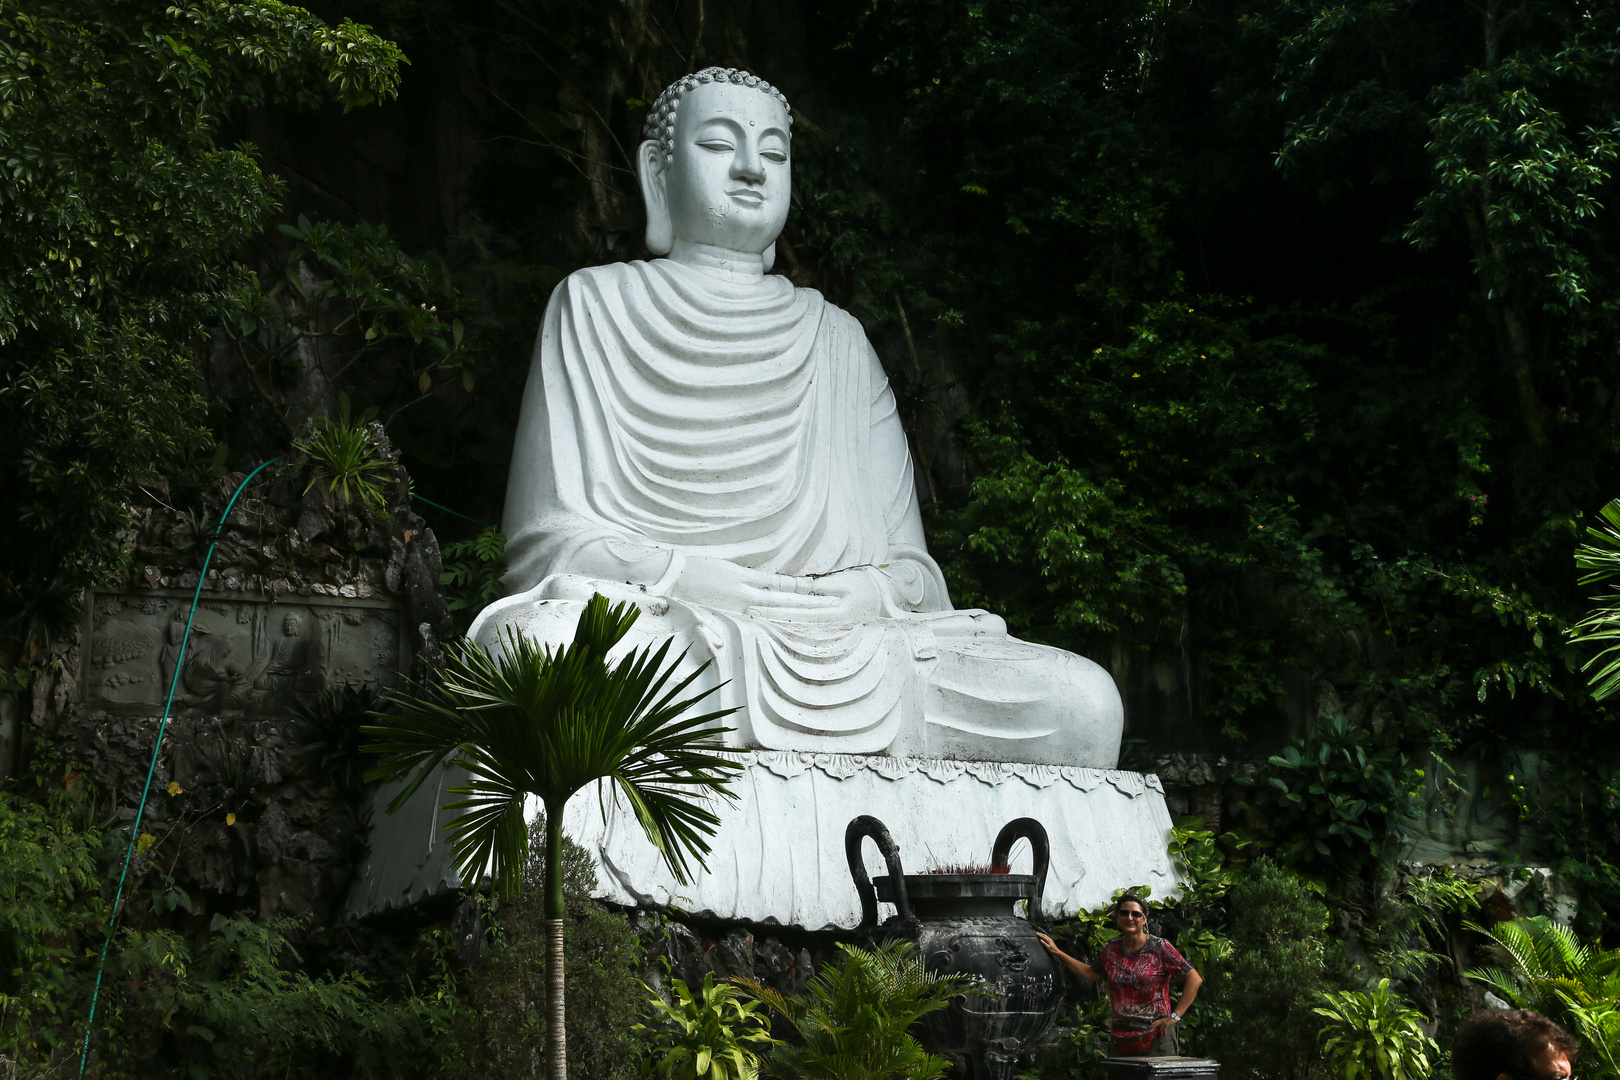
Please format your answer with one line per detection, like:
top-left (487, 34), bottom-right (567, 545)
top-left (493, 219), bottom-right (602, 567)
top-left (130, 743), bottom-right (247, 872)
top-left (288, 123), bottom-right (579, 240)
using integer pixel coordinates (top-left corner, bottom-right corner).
top-left (868, 755), bottom-right (917, 781)
top-left (1062, 767), bottom-right (1103, 792)
top-left (810, 753), bottom-right (864, 780)
top-left (757, 751), bottom-right (811, 779)
top-left (919, 758), bottom-right (968, 784)
top-left (965, 760), bottom-right (1014, 786)
top-left (1018, 764), bottom-right (1062, 789)
top-left (1105, 770), bottom-right (1145, 798)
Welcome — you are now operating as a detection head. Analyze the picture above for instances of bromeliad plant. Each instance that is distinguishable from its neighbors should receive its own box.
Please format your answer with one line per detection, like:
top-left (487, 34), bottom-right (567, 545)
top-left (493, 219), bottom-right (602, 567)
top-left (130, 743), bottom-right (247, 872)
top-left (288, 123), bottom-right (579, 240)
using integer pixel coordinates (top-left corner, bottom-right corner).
top-left (635, 972), bottom-right (777, 1080)
top-left (293, 396), bottom-right (394, 513)
top-left (363, 594), bottom-right (742, 1080)
top-left (1313, 979), bottom-right (1437, 1080)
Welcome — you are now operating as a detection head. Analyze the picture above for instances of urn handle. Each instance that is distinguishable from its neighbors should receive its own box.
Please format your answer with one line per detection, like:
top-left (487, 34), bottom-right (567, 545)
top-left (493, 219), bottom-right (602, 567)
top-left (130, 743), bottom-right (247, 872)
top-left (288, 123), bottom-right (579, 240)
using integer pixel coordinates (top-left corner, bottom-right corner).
top-left (845, 815), bottom-right (912, 933)
top-left (991, 817), bottom-right (1052, 926)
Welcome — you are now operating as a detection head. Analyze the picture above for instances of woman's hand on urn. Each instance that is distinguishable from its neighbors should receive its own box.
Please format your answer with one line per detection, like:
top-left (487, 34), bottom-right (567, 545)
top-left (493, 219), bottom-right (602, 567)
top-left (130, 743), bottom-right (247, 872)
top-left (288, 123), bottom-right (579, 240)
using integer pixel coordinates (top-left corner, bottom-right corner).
top-left (1035, 932), bottom-right (1101, 982)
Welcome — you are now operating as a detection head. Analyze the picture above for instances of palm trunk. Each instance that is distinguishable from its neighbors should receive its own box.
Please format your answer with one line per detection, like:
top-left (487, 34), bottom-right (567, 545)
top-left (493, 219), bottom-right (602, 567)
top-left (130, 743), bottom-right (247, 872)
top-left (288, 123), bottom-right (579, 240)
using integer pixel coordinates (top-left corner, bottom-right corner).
top-left (544, 802), bottom-right (567, 1080)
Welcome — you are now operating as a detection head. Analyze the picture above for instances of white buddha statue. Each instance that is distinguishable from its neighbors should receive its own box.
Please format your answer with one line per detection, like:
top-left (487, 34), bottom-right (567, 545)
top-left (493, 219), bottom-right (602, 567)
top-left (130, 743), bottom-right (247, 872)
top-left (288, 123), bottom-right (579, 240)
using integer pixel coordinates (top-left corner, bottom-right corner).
top-left (470, 68), bottom-right (1123, 768)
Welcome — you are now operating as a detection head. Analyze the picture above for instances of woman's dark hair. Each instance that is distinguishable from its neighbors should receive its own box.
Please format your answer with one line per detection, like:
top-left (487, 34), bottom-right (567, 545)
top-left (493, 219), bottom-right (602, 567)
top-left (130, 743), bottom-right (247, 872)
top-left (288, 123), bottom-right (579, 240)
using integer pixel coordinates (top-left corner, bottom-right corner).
top-left (1453, 1009), bottom-right (1577, 1080)
top-left (1113, 892), bottom-right (1150, 917)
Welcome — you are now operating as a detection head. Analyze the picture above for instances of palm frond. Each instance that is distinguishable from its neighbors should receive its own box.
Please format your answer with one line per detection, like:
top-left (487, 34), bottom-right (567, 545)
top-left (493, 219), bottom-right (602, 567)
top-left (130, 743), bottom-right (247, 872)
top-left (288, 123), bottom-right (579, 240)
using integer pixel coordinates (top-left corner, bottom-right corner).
top-left (361, 593), bottom-right (742, 896)
top-left (1571, 499), bottom-right (1620, 699)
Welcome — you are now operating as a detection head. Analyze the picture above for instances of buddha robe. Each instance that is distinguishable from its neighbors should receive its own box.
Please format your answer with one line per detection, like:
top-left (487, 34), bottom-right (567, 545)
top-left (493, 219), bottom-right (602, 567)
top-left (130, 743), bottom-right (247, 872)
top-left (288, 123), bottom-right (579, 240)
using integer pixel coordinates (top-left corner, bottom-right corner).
top-left (473, 258), bottom-right (1121, 767)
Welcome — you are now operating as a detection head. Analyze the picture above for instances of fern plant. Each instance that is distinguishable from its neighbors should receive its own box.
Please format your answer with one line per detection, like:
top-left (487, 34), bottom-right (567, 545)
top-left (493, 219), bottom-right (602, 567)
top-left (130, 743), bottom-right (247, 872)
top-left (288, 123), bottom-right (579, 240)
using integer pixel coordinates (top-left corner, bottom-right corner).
top-left (294, 396), bottom-right (393, 513)
top-left (1465, 916), bottom-right (1620, 1079)
top-left (634, 972), bottom-right (776, 1080)
top-left (440, 527), bottom-right (507, 614)
top-left (736, 940), bottom-right (976, 1080)
top-left (1313, 979), bottom-right (1436, 1080)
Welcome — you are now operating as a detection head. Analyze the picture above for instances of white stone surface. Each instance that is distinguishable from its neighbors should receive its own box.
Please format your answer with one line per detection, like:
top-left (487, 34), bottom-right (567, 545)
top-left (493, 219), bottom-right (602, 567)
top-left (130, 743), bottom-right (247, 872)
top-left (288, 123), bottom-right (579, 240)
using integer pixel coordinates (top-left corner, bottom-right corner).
top-left (479, 68), bottom-right (1124, 767)
top-left (561, 755), bottom-right (1179, 929)
top-left (345, 762), bottom-right (465, 915)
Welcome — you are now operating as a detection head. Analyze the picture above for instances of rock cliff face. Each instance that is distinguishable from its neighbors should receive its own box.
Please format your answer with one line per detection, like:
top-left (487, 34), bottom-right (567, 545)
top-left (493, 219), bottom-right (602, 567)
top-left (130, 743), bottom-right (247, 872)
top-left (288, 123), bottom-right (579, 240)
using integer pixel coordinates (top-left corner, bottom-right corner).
top-left (25, 428), bottom-right (451, 928)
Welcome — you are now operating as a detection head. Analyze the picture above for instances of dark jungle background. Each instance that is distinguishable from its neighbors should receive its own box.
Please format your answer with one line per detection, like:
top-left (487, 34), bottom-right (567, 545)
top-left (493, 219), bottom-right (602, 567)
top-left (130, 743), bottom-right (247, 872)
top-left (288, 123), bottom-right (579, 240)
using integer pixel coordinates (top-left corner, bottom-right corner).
top-left (5, 0), bottom-right (1620, 1076)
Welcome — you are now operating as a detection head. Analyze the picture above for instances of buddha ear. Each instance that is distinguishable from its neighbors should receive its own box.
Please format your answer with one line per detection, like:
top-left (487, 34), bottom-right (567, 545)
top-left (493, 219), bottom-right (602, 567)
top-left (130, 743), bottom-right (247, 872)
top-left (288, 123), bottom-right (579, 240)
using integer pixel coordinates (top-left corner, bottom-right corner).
top-left (637, 139), bottom-right (673, 256)
top-left (762, 243), bottom-right (776, 273)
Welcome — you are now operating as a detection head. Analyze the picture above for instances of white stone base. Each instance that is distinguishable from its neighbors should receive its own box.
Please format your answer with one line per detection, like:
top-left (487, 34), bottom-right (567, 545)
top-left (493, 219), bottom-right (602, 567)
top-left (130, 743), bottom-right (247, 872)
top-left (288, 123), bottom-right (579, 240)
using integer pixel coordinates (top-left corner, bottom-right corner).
top-left (564, 754), bottom-right (1178, 930)
top-left (346, 762), bottom-right (466, 916)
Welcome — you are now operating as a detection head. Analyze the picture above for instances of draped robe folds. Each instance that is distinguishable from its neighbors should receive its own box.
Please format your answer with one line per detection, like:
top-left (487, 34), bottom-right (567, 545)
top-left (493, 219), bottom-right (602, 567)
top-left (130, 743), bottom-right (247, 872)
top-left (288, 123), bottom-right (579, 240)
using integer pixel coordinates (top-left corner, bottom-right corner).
top-left (478, 259), bottom-right (1122, 766)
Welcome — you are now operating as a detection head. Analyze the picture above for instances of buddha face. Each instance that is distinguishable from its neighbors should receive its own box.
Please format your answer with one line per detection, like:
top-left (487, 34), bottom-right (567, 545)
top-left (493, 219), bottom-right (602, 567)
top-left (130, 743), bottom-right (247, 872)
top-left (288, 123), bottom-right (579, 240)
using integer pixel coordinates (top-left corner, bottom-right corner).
top-left (639, 81), bottom-right (791, 257)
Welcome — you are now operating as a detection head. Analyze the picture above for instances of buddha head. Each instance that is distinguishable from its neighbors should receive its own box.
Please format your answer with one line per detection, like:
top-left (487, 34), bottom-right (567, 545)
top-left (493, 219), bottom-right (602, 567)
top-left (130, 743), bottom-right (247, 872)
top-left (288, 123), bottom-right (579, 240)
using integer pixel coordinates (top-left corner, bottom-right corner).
top-left (638, 68), bottom-right (792, 270)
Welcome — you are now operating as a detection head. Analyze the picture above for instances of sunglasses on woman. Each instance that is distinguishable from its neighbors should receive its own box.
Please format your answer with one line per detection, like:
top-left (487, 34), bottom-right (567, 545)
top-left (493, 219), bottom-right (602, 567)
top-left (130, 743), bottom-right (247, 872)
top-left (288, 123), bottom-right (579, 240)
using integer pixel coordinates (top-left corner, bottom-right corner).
top-left (1116, 910), bottom-right (1145, 920)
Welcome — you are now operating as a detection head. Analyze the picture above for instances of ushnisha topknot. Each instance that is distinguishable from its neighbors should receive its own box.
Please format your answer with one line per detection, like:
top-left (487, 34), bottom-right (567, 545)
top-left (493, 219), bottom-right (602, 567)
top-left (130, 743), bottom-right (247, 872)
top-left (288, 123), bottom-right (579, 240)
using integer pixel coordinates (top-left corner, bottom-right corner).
top-left (642, 67), bottom-right (792, 166)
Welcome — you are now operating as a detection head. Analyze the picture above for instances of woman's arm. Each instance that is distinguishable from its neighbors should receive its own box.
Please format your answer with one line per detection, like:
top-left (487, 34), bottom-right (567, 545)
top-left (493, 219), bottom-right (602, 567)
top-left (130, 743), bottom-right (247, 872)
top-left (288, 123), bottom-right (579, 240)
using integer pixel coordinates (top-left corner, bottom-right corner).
top-left (1177, 968), bottom-right (1204, 1014)
top-left (1148, 967), bottom-right (1204, 1035)
top-left (1035, 932), bottom-right (1103, 983)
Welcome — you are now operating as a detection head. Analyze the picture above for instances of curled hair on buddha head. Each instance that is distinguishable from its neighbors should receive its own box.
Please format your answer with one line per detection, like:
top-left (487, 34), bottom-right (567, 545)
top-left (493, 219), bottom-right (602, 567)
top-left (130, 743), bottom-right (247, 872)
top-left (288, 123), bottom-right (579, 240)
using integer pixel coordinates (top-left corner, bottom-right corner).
top-left (641, 67), bottom-right (793, 169)
top-left (1453, 1009), bottom-right (1576, 1080)
top-left (1113, 892), bottom-right (1150, 918)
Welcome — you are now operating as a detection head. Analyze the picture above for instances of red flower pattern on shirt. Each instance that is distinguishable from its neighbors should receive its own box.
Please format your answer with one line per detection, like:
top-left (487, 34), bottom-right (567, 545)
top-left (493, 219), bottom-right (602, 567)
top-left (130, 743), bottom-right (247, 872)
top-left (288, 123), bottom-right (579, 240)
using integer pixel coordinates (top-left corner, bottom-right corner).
top-left (1099, 935), bottom-right (1191, 1027)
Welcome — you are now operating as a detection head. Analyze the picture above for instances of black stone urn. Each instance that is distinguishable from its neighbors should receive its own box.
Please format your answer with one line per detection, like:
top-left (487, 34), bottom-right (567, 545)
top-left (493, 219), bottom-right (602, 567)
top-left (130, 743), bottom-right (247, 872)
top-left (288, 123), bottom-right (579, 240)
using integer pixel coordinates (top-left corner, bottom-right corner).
top-left (846, 815), bottom-right (1067, 1080)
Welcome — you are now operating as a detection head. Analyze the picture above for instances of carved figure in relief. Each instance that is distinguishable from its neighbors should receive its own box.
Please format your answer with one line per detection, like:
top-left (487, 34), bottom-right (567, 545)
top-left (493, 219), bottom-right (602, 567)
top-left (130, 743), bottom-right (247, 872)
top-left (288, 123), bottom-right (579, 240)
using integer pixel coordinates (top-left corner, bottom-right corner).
top-left (255, 612), bottom-right (319, 695)
top-left (470, 68), bottom-right (1123, 766)
top-left (91, 596), bottom-right (399, 714)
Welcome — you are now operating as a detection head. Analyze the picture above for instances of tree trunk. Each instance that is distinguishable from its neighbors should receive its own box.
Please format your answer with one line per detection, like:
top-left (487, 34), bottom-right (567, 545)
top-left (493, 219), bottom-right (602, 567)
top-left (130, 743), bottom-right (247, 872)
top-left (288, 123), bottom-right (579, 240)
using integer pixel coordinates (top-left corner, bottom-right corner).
top-left (544, 802), bottom-right (567, 1080)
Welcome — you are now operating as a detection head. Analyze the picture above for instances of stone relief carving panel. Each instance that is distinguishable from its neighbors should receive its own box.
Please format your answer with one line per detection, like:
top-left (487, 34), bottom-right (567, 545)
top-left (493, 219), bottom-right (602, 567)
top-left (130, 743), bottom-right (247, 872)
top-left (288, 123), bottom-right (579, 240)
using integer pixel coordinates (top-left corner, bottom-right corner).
top-left (84, 590), bottom-right (405, 715)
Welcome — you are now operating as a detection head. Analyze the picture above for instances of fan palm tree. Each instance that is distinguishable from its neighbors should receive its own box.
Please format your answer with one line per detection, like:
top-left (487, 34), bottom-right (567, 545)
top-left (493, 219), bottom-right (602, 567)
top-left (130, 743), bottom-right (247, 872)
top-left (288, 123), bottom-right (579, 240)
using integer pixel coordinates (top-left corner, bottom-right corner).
top-left (363, 593), bottom-right (741, 1080)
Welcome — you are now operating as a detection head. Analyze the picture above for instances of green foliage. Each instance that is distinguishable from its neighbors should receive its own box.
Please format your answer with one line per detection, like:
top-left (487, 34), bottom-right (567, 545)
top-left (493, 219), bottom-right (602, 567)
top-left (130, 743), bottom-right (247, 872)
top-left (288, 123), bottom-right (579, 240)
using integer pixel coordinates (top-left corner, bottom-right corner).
top-left (1365, 867), bottom-right (1481, 984)
top-left (1237, 717), bottom-right (1415, 878)
top-left (110, 913), bottom-right (451, 1080)
top-left (0, 752), bottom-right (460, 1079)
top-left (440, 527), bottom-right (508, 617)
top-left (1201, 858), bottom-right (1344, 1080)
top-left (738, 940), bottom-right (974, 1080)
top-left (1313, 979), bottom-right (1438, 1080)
top-left (1572, 498), bottom-right (1620, 700)
top-left (294, 397), bottom-right (395, 513)
top-left (1466, 916), bottom-right (1620, 1078)
top-left (0, 0), bottom-right (403, 643)
top-left (445, 816), bottom-right (646, 1080)
top-left (364, 593), bottom-right (741, 901)
top-left (636, 973), bottom-right (776, 1080)
top-left (0, 773), bottom-right (104, 1062)
top-left (232, 215), bottom-right (477, 441)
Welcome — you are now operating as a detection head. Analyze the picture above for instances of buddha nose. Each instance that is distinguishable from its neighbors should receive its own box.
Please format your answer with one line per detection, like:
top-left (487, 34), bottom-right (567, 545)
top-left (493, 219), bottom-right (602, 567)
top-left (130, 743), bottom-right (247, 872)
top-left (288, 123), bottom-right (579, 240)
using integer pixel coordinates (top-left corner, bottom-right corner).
top-left (731, 148), bottom-right (766, 184)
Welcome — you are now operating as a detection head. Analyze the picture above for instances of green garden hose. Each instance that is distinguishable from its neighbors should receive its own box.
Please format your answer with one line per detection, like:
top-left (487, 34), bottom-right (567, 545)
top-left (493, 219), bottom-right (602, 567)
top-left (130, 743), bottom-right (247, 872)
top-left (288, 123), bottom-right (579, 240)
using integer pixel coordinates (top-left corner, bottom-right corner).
top-left (77, 457), bottom-right (280, 1079)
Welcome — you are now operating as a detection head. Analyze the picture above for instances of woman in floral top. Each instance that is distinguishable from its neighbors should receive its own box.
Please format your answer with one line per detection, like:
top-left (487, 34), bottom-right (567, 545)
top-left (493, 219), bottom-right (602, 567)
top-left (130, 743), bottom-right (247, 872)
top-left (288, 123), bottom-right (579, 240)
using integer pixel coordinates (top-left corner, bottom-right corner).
top-left (1036, 893), bottom-right (1204, 1057)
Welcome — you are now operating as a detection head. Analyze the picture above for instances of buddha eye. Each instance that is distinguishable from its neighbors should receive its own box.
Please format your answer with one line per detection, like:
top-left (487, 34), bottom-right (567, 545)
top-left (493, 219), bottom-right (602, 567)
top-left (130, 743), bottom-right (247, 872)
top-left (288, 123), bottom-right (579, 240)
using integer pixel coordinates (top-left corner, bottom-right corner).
top-left (762, 149), bottom-right (787, 163)
top-left (696, 139), bottom-right (734, 154)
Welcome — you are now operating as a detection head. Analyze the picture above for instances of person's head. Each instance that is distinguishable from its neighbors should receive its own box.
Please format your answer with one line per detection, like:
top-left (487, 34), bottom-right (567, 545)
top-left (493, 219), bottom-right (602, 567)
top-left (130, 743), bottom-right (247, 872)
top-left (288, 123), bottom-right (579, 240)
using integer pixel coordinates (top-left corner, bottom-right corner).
top-left (637, 68), bottom-right (793, 264)
top-left (1453, 1009), bottom-right (1576, 1080)
top-left (282, 612), bottom-right (302, 636)
top-left (1113, 892), bottom-right (1150, 932)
